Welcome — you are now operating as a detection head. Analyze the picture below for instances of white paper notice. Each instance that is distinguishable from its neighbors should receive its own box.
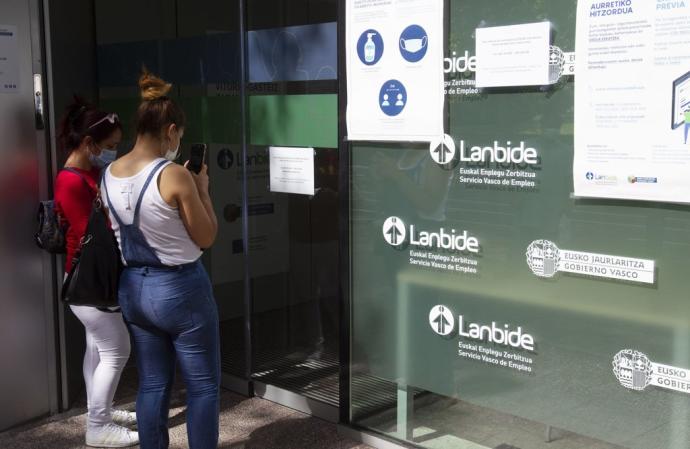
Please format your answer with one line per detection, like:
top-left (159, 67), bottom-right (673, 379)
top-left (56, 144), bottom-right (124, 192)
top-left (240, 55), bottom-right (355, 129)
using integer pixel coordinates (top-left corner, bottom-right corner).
top-left (475, 22), bottom-right (551, 88)
top-left (269, 147), bottom-right (315, 196)
top-left (346, 0), bottom-right (444, 142)
top-left (574, 1), bottom-right (690, 203)
top-left (0, 25), bottom-right (19, 93)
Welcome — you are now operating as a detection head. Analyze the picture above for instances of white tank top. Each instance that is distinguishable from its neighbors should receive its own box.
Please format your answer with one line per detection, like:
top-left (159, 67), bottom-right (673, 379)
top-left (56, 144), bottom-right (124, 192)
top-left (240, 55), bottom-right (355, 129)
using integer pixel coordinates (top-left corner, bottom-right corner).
top-left (102, 158), bottom-right (202, 266)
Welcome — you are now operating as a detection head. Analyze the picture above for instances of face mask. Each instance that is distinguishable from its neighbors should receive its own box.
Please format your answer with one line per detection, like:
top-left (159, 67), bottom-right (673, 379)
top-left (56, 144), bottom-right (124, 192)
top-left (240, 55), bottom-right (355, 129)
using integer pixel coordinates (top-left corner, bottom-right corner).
top-left (400, 36), bottom-right (427, 53)
top-left (164, 141), bottom-right (180, 161)
top-left (90, 148), bottom-right (117, 168)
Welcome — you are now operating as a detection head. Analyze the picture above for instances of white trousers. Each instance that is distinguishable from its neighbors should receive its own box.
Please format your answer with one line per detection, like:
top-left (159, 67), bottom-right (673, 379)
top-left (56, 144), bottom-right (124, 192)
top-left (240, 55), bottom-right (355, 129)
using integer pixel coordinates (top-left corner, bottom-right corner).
top-left (70, 305), bottom-right (131, 428)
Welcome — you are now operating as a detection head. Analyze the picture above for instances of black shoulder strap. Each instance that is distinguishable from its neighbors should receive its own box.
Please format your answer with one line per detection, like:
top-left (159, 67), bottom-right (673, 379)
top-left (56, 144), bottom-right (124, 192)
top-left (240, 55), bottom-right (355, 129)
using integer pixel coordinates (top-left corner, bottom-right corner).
top-left (62, 168), bottom-right (96, 196)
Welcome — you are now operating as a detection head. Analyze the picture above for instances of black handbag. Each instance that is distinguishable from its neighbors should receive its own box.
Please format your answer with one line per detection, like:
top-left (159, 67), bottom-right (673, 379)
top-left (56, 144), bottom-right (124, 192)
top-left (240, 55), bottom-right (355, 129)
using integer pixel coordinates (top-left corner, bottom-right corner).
top-left (61, 195), bottom-right (122, 308)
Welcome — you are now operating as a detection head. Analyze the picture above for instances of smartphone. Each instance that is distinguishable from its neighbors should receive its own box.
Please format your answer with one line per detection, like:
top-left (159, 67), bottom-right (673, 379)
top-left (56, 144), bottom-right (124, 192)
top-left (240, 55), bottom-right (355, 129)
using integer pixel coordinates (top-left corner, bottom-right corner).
top-left (188, 143), bottom-right (207, 174)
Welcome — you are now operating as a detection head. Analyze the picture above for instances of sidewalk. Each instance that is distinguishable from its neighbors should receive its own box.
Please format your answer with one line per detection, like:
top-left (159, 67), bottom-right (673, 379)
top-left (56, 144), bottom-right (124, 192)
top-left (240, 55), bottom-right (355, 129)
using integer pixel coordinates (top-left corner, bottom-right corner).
top-left (0, 369), bottom-right (372, 449)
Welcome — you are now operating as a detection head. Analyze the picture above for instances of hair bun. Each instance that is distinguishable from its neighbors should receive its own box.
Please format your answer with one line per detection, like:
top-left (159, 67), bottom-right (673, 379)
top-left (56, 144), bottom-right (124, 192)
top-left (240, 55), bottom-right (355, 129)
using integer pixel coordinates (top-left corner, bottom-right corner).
top-left (139, 69), bottom-right (172, 101)
top-left (66, 95), bottom-right (91, 122)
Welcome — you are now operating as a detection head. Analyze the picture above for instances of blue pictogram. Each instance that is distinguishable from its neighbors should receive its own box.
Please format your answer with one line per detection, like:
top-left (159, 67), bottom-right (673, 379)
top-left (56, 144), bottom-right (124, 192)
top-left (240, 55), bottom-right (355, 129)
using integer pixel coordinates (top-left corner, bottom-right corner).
top-left (379, 80), bottom-right (407, 116)
top-left (399, 25), bottom-right (428, 63)
top-left (357, 29), bottom-right (384, 66)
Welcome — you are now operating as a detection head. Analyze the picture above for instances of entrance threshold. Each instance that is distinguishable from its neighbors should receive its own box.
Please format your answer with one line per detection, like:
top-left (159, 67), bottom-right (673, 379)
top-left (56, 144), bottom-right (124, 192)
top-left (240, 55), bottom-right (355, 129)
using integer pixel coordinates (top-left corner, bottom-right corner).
top-left (254, 381), bottom-right (339, 423)
top-left (338, 424), bottom-right (411, 449)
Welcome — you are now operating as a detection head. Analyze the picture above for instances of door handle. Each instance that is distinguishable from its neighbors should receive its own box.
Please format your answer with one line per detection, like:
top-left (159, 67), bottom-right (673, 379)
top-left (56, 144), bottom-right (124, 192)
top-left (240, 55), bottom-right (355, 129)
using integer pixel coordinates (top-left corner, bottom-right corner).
top-left (33, 73), bottom-right (44, 130)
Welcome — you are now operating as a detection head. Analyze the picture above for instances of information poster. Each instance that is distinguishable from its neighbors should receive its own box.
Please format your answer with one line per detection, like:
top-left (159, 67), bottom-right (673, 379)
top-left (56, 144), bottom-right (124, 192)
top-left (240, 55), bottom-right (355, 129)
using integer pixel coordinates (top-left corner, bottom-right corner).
top-left (475, 22), bottom-right (551, 88)
top-left (269, 146), bottom-right (315, 195)
top-left (0, 25), bottom-right (19, 93)
top-left (346, 0), bottom-right (444, 142)
top-left (574, 0), bottom-right (690, 203)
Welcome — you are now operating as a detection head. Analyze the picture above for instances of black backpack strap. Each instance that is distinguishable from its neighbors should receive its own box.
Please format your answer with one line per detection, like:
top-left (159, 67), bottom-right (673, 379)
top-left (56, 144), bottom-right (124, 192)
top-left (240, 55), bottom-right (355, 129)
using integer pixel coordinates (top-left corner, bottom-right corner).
top-left (62, 168), bottom-right (96, 196)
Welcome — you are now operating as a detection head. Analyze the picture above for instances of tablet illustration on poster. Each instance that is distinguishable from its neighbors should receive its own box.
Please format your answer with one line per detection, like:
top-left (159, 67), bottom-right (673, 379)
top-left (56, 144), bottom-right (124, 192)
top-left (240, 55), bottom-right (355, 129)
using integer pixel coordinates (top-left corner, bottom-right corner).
top-left (346, 0), bottom-right (444, 142)
top-left (672, 71), bottom-right (690, 145)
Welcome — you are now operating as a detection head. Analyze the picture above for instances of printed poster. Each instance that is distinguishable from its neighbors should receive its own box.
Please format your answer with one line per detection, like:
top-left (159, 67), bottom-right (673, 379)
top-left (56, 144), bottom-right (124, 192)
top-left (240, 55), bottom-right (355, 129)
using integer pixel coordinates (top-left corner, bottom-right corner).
top-left (574, 0), bottom-right (690, 203)
top-left (0, 25), bottom-right (19, 93)
top-left (346, 0), bottom-right (444, 142)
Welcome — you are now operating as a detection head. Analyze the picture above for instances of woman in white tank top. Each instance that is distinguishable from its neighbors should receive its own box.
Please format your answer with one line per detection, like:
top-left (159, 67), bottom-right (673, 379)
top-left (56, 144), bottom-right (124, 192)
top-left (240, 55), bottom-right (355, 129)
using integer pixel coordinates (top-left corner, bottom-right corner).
top-left (103, 71), bottom-right (219, 449)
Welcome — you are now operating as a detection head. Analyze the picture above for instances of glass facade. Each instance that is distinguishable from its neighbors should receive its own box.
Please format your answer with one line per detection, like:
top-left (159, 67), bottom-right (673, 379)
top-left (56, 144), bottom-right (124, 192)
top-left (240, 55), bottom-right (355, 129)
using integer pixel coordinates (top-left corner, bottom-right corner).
top-left (348, 1), bottom-right (690, 449)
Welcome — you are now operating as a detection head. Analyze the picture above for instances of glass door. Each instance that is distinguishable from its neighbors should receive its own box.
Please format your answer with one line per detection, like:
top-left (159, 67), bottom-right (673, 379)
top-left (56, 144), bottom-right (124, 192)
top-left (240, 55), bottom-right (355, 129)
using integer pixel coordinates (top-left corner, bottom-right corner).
top-left (245, 0), bottom-right (341, 411)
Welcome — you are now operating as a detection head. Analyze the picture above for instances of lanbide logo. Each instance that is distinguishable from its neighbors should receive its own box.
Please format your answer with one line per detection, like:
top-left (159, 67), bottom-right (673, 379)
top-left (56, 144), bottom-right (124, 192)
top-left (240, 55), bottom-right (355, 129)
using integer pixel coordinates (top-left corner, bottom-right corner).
top-left (585, 171), bottom-right (618, 185)
top-left (427, 305), bottom-right (535, 351)
top-left (429, 134), bottom-right (456, 165)
top-left (382, 217), bottom-right (480, 253)
top-left (429, 305), bottom-right (455, 336)
top-left (428, 134), bottom-right (540, 167)
top-left (382, 217), bottom-right (406, 246)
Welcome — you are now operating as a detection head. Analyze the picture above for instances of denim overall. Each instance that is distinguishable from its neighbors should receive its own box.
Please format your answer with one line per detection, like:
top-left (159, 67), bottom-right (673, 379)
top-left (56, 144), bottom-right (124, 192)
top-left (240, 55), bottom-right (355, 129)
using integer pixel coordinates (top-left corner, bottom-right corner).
top-left (102, 159), bottom-right (168, 268)
top-left (104, 160), bottom-right (220, 449)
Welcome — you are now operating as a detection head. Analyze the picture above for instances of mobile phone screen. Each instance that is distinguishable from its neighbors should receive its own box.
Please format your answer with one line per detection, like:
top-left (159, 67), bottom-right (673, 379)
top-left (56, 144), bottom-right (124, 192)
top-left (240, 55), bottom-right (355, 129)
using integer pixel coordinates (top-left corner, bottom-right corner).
top-left (188, 143), bottom-right (207, 174)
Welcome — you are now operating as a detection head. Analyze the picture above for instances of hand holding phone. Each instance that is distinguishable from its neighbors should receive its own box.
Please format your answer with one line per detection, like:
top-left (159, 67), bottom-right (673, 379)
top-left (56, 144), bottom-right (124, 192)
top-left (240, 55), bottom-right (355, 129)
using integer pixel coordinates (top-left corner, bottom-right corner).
top-left (187, 143), bottom-right (207, 174)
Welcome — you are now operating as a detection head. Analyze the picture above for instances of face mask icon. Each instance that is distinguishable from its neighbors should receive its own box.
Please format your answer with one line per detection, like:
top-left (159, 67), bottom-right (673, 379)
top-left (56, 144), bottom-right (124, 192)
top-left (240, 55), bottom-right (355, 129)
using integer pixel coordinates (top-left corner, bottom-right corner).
top-left (400, 36), bottom-right (427, 54)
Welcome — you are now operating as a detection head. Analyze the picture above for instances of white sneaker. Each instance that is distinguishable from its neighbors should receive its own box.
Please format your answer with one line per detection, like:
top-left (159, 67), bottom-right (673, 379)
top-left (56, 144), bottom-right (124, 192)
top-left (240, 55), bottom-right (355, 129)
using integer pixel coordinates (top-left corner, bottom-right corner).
top-left (112, 409), bottom-right (137, 428)
top-left (86, 423), bottom-right (139, 448)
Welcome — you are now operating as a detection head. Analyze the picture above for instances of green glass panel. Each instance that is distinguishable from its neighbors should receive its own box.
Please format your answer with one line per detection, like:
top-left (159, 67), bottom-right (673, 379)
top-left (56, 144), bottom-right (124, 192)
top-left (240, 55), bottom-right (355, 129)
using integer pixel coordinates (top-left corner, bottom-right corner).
top-left (249, 94), bottom-right (338, 148)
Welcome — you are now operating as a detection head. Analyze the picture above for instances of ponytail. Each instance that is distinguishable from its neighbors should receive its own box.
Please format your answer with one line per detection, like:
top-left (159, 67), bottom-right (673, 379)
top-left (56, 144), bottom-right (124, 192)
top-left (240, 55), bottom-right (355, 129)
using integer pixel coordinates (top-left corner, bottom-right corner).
top-left (57, 96), bottom-right (122, 154)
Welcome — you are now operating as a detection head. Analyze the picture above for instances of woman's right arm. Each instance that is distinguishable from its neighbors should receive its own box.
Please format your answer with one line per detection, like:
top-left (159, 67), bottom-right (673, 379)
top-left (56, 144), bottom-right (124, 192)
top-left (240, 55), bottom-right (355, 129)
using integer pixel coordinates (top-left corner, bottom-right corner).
top-left (160, 164), bottom-right (218, 248)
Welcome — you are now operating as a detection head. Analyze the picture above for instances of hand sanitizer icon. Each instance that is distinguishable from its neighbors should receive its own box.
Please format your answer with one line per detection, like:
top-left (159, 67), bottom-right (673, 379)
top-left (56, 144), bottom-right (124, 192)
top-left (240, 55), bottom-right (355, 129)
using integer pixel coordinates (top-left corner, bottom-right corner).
top-left (364, 33), bottom-right (377, 63)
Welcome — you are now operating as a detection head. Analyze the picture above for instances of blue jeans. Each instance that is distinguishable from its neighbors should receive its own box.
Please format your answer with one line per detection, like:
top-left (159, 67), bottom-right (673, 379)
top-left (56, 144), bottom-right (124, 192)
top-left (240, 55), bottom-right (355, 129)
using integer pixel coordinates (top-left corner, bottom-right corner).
top-left (119, 260), bottom-right (220, 449)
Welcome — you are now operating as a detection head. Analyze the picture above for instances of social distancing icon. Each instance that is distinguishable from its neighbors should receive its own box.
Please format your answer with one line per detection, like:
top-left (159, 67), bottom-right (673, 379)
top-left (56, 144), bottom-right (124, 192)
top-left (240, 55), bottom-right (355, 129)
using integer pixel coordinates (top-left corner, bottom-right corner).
top-left (379, 80), bottom-right (407, 116)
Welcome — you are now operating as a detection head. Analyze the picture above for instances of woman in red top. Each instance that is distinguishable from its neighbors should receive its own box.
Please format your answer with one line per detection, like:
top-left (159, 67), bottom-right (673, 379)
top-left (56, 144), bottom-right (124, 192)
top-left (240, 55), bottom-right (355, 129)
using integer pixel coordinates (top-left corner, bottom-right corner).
top-left (54, 98), bottom-right (138, 448)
